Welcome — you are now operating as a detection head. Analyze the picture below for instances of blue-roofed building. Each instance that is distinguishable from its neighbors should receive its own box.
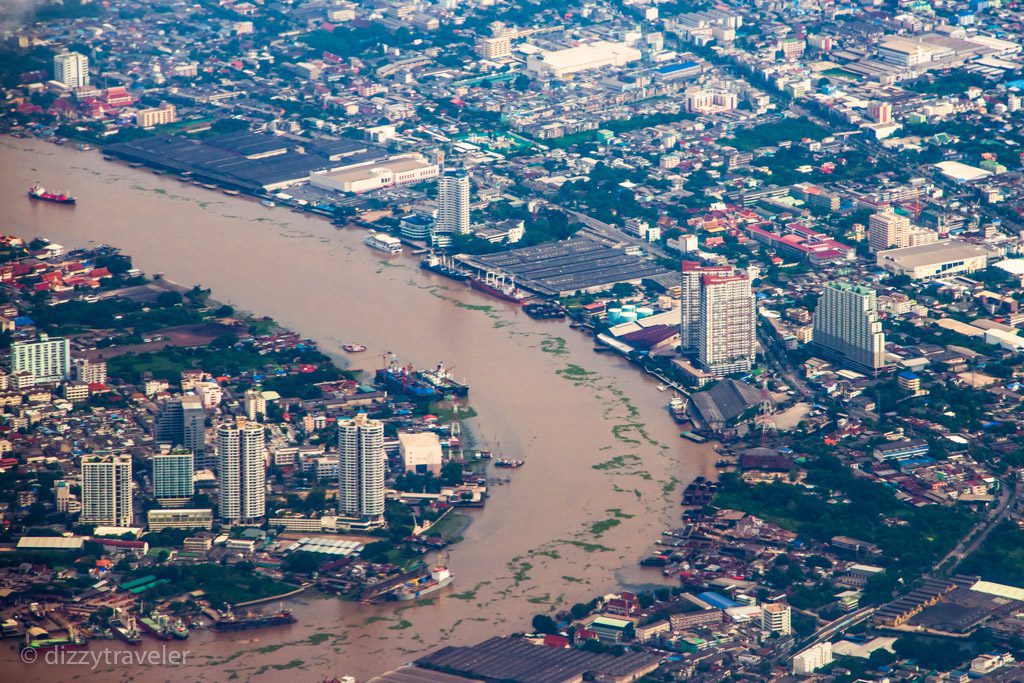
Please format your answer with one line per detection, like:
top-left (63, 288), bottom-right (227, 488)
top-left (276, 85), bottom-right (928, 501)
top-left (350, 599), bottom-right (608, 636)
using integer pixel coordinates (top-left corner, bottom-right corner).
top-left (897, 371), bottom-right (921, 393)
top-left (653, 61), bottom-right (702, 81)
top-left (696, 591), bottom-right (740, 610)
top-left (14, 316), bottom-right (34, 327)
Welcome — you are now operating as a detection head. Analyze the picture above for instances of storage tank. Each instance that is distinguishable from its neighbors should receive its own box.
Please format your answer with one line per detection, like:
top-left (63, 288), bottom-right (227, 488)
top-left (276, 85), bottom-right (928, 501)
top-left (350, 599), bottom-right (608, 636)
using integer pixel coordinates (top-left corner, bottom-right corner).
top-left (636, 307), bottom-right (654, 319)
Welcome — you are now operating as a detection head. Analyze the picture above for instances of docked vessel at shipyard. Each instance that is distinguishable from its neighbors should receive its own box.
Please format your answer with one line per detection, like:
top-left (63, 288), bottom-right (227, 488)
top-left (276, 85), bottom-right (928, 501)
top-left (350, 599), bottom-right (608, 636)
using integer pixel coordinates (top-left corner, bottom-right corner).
top-left (419, 361), bottom-right (469, 397)
top-left (139, 612), bottom-right (189, 640)
top-left (213, 609), bottom-right (296, 632)
top-left (23, 627), bottom-right (87, 652)
top-left (365, 232), bottom-right (403, 254)
top-left (392, 564), bottom-right (453, 601)
top-left (375, 357), bottom-right (469, 399)
top-left (420, 253), bottom-right (469, 281)
top-left (469, 271), bottom-right (527, 304)
top-left (27, 183), bottom-right (76, 204)
top-left (669, 395), bottom-right (687, 424)
top-left (110, 616), bottom-right (142, 644)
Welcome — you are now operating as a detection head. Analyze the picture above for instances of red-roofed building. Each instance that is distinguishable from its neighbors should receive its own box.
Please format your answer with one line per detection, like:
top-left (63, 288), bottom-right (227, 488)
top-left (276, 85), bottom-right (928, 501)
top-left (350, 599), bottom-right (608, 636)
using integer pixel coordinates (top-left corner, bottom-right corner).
top-left (104, 86), bottom-right (133, 107)
top-left (543, 634), bottom-right (570, 649)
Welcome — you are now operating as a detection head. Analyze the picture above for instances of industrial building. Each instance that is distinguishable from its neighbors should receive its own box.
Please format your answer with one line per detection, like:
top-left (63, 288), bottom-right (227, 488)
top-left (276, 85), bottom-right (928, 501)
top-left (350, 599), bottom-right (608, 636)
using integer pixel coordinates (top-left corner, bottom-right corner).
top-left (456, 238), bottom-right (671, 297)
top-left (107, 132), bottom-right (388, 192)
top-left (876, 240), bottom-right (994, 280)
top-left (309, 155), bottom-right (438, 194)
top-left (526, 41), bottom-right (642, 79)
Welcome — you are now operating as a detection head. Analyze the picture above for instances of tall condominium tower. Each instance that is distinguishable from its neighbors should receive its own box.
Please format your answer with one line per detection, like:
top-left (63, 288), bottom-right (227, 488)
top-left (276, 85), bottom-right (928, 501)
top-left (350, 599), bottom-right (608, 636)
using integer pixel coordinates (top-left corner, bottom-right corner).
top-left (680, 261), bottom-right (736, 355)
top-left (698, 268), bottom-right (756, 377)
top-left (337, 413), bottom-right (386, 524)
top-left (868, 208), bottom-right (910, 252)
top-left (217, 419), bottom-right (266, 525)
top-left (10, 333), bottom-right (71, 385)
top-left (154, 395), bottom-right (207, 468)
top-left (813, 282), bottom-right (886, 374)
top-left (152, 449), bottom-right (195, 507)
top-left (81, 455), bottom-right (133, 527)
top-left (436, 170), bottom-right (471, 236)
top-left (54, 51), bottom-right (90, 87)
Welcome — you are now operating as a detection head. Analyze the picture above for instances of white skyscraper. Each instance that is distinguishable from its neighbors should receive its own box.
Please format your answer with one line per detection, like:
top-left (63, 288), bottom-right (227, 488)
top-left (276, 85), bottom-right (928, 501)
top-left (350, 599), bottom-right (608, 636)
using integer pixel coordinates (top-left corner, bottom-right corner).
top-left (217, 419), bottom-right (266, 524)
top-left (680, 261), bottom-right (736, 355)
top-left (436, 170), bottom-right (471, 236)
top-left (153, 449), bottom-right (195, 507)
top-left (337, 413), bottom-right (386, 524)
top-left (813, 282), bottom-right (886, 374)
top-left (868, 208), bottom-right (910, 253)
top-left (81, 455), bottom-right (133, 527)
top-left (697, 268), bottom-right (756, 377)
top-left (53, 51), bottom-right (90, 88)
top-left (10, 333), bottom-right (71, 385)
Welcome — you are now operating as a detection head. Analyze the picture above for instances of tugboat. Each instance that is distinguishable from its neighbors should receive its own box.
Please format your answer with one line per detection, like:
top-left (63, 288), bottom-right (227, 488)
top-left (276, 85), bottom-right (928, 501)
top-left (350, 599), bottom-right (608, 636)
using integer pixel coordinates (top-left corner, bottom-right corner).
top-left (469, 271), bottom-right (527, 304)
top-left (493, 458), bottom-right (524, 468)
top-left (391, 562), bottom-right (453, 601)
top-left (27, 183), bottom-right (76, 205)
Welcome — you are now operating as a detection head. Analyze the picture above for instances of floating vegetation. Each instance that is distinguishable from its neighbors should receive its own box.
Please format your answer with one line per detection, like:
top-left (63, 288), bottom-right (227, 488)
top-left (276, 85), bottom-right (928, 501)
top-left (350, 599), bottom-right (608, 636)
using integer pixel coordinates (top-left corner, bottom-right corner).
top-left (539, 335), bottom-right (568, 355)
top-left (562, 540), bottom-right (612, 553)
top-left (592, 454), bottom-right (640, 471)
top-left (589, 518), bottom-right (621, 536)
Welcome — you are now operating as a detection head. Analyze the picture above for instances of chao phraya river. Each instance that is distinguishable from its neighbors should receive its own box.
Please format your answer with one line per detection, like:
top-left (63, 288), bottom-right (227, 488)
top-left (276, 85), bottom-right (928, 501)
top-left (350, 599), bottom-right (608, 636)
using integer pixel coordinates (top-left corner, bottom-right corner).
top-left (0, 137), bottom-right (715, 681)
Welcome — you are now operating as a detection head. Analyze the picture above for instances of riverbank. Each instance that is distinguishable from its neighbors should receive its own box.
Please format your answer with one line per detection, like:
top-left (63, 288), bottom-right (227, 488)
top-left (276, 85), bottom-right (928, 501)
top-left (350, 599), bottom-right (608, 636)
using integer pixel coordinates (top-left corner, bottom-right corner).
top-left (0, 135), bottom-right (717, 682)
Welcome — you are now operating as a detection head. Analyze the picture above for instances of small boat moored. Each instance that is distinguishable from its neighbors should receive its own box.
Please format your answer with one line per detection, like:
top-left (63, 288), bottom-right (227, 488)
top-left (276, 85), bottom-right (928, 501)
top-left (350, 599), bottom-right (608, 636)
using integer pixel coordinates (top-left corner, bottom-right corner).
top-left (342, 344), bottom-right (367, 353)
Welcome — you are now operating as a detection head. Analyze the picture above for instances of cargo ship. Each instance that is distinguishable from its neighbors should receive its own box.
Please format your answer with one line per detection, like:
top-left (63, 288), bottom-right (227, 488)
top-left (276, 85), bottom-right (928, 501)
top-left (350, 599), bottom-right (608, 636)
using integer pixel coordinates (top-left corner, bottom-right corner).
top-left (139, 612), bottom-right (189, 641)
top-left (391, 564), bottom-right (453, 601)
top-left (23, 627), bottom-right (87, 652)
top-left (419, 361), bottom-right (469, 397)
top-left (110, 617), bottom-right (142, 645)
top-left (375, 358), bottom-right (438, 399)
top-left (469, 272), bottom-right (527, 304)
top-left (27, 184), bottom-right (76, 205)
top-left (420, 253), bottom-right (469, 281)
top-left (213, 609), bottom-right (295, 632)
top-left (365, 232), bottom-right (403, 254)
